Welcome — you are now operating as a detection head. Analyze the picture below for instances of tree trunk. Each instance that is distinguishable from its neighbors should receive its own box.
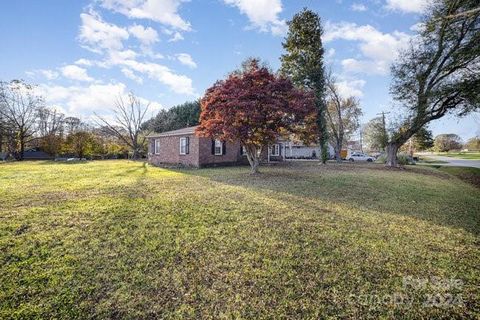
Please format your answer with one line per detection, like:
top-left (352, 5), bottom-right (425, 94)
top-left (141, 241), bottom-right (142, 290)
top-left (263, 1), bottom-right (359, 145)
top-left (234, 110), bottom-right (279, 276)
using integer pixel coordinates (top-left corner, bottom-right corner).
top-left (320, 141), bottom-right (328, 164)
top-left (335, 141), bottom-right (342, 163)
top-left (132, 148), bottom-right (139, 160)
top-left (385, 142), bottom-right (399, 167)
top-left (250, 157), bottom-right (260, 174)
top-left (19, 139), bottom-right (25, 161)
top-left (245, 145), bottom-right (262, 174)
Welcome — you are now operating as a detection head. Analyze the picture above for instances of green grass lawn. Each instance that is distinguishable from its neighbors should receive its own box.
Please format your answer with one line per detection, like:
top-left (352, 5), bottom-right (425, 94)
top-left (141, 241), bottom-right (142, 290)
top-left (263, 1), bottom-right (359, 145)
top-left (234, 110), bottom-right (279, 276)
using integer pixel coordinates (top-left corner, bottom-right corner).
top-left (435, 151), bottom-right (480, 160)
top-left (416, 156), bottom-right (449, 164)
top-left (1, 161), bottom-right (479, 319)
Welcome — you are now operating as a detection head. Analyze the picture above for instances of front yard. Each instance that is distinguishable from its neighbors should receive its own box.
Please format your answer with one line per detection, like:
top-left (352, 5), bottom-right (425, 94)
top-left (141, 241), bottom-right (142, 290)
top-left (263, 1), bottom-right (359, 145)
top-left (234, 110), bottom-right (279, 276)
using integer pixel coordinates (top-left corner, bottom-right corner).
top-left (0, 161), bottom-right (479, 318)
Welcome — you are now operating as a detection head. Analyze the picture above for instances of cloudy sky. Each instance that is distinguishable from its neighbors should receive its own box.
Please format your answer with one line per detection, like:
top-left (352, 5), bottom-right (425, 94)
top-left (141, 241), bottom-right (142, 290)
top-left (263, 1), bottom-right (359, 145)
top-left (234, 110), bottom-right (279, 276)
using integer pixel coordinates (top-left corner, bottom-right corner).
top-left (1, 0), bottom-right (478, 140)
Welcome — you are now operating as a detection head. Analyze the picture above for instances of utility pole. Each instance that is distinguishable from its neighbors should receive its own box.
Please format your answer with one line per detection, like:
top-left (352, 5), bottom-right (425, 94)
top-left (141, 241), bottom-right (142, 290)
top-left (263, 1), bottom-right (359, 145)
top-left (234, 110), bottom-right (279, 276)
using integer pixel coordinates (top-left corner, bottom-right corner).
top-left (376, 111), bottom-right (390, 151)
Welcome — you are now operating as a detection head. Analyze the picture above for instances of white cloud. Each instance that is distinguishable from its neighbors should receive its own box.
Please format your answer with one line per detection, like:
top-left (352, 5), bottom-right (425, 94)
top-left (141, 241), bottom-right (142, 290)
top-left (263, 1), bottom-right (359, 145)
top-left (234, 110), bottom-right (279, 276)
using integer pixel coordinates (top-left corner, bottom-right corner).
top-left (74, 58), bottom-right (94, 66)
top-left (336, 78), bottom-right (366, 97)
top-left (107, 49), bottom-right (139, 64)
top-left (326, 48), bottom-right (336, 58)
top-left (341, 58), bottom-right (388, 75)
top-left (120, 59), bottom-right (195, 95)
top-left (60, 65), bottom-right (94, 82)
top-left (324, 22), bottom-right (410, 75)
top-left (76, 10), bottom-right (194, 95)
top-left (385, 0), bottom-right (430, 13)
top-left (409, 22), bottom-right (425, 32)
top-left (100, 0), bottom-right (191, 31)
top-left (27, 69), bottom-right (60, 80)
top-left (121, 68), bottom-right (144, 84)
top-left (168, 31), bottom-right (184, 42)
top-left (223, 0), bottom-right (287, 36)
top-left (38, 82), bottom-right (162, 118)
top-left (161, 28), bottom-right (185, 42)
top-left (175, 53), bottom-right (197, 68)
top-left (38, 82), bottom-right (127, 115)
top-left (351, 3), bottom-right (367, 12)
top-left (128, 24), bottom-right (159, 45)
top-left (79, 10), bottom-right (129, 52)
top-left (95, 49), bottom-right (194, 94)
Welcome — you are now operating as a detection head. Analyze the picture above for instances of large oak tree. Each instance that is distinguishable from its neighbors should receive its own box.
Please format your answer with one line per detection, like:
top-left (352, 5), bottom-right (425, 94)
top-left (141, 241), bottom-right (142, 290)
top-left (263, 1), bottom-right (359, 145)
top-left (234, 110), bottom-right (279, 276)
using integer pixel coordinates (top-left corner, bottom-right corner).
top-left (386, 0), bottom-right (479, 166)
top-left (196, 59), bottom-right (317, 174)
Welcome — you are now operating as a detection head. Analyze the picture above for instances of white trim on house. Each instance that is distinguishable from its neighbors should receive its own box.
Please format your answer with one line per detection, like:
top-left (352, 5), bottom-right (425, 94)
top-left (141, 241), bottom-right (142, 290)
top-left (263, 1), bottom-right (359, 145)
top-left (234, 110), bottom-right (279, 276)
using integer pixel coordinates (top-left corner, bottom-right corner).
top-left (154, 139), bottom-right (160, 154)
top-left (214, 139), bottom-right (223, 155)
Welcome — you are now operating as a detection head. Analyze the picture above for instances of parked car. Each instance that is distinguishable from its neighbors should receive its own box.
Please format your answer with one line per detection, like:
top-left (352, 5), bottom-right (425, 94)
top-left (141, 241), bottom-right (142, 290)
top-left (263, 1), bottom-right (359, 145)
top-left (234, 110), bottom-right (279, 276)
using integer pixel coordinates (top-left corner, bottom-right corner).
top-left (348, 152), bottom-right (375, 162)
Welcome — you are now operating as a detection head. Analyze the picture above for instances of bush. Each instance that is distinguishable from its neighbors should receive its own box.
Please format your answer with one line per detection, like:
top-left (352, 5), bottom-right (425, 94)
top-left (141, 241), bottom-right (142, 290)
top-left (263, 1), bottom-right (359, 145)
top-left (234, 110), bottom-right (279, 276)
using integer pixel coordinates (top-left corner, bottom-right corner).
top-left (375, 153), bottom-right (414, 165)
top-left (397, 153), bottom-right (414, 165)
top-left (375, 154), bottom-right (387, 164)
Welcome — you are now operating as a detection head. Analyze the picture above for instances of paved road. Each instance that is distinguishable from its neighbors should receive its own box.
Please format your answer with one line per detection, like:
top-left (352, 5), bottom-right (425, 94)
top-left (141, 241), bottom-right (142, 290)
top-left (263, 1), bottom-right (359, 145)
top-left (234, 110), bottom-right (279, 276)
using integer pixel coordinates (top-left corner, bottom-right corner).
top-left (420, 155), bottom-right (480, 168)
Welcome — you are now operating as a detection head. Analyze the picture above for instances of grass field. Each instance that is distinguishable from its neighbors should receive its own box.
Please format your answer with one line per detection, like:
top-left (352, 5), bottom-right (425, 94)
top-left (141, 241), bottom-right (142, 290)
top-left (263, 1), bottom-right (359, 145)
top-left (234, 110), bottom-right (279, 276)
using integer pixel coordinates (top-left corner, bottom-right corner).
top-left (435, 152), bottom-right (480, 160)
top-left (1, 161), bottom-right (479, 319)
top-left (436, 166), bottom-right (480, 188)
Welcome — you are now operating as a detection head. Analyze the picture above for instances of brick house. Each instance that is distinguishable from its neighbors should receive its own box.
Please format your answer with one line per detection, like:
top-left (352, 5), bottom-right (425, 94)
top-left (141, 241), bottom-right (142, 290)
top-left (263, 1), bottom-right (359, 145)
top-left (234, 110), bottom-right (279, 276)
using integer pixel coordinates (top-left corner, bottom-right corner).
top-left (147, 126), bottom-right (285, 167)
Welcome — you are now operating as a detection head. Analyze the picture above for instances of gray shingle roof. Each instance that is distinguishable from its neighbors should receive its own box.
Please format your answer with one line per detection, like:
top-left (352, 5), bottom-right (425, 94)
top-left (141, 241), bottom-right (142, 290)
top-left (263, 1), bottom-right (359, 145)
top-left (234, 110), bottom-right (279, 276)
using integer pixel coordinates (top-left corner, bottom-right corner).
top-left (147, 125), bottom-right (198, 138)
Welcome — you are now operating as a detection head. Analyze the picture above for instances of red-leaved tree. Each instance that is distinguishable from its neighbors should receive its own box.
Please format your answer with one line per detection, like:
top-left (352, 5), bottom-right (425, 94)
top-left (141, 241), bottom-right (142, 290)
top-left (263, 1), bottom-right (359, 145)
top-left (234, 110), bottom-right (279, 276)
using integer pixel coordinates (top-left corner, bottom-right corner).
top-left (196, 59), bottom-right (317, 173)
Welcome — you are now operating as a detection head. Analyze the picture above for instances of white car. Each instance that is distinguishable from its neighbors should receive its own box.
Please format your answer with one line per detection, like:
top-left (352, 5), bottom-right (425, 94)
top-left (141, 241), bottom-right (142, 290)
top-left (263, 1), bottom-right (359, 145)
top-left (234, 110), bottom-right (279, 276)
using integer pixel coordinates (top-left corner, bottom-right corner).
top-left (348, 152), bottom-right (375, 162)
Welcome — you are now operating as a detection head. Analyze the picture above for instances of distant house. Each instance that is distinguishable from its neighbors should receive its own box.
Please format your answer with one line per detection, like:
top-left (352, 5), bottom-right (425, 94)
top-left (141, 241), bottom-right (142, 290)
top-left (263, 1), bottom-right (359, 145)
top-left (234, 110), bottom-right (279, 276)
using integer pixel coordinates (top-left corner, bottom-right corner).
top-left (282, 140), bottom-right (335, 159)
top-left (146, 126), bottom-right (334, 167)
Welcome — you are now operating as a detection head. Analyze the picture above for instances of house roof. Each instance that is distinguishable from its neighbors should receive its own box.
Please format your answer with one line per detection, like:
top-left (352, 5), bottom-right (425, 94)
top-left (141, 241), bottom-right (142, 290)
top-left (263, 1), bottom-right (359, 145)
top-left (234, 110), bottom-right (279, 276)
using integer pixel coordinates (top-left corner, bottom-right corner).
top-left (147, 125), bottom-right (198, 138)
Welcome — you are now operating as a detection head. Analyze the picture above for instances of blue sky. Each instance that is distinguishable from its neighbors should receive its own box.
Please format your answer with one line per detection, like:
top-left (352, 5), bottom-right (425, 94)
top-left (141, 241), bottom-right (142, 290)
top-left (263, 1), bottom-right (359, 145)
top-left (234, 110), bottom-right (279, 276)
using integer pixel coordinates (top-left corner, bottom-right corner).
top-left (1, 0), bottom-right (478, 140)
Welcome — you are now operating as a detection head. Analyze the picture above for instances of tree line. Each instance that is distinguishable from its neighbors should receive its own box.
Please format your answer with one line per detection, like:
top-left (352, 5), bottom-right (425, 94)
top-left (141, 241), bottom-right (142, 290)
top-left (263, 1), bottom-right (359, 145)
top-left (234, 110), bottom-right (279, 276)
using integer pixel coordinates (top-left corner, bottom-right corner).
top-left (362, 116), bottom-right (480, 154)
top-left (0, 80), bottom-right (200, 160)
top-left (2, 0), bottom-right (478, 169)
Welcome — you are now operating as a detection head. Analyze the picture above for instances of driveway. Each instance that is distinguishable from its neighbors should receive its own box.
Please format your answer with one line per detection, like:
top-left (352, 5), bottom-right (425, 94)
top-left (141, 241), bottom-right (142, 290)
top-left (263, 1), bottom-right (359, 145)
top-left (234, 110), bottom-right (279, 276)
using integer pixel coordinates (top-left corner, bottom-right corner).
top-left (420, 154), bottom-right (480, 168)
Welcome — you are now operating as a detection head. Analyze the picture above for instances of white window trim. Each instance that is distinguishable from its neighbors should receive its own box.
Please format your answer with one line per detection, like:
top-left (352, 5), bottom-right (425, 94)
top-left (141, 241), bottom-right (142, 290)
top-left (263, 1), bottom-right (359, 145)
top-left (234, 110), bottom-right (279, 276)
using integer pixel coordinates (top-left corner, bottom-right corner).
top-left (154, 139), bottom-right (160, 154)
top-left (271, 144), bottom-right (280, 156)
top-left (214, 139), bottom-right (223, 156)
top-left (179, 137), bottom-right (187, 155)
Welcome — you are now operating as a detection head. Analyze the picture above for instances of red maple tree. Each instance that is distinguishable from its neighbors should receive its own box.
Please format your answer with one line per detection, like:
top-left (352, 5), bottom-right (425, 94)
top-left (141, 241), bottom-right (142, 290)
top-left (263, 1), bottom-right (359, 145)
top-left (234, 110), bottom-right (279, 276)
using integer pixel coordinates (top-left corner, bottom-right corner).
top-left (196, 59), bottom-right (317, 173)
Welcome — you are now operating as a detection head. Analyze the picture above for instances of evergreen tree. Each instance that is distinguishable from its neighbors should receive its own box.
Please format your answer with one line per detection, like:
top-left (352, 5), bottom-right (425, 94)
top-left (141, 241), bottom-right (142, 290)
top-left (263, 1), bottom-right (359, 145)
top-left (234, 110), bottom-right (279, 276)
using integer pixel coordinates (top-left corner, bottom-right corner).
top-left (143, 100), bottom-right (200, 133)
top-left (280, 8), bottom-right (328, 163)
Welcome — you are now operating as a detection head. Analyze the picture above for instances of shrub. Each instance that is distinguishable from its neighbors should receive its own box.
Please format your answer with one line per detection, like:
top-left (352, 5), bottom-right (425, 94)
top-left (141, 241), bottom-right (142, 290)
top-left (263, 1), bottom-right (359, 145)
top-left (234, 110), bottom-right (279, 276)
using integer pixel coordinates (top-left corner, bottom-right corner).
top-left (375, 154), bottom-right (387, 164)
top-left (376, 153), bottom-right (414, 165)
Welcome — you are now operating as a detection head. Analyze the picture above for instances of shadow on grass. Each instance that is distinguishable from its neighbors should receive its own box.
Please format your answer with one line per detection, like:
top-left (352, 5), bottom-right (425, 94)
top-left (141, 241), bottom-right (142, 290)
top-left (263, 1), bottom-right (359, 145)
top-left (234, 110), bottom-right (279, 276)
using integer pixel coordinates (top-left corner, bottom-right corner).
top-left (114, 161), bottom-right (148, 177)
top-left (172, 162), bottom-right (480, 236)
top-left (29, 160), bottom-right (92, 165)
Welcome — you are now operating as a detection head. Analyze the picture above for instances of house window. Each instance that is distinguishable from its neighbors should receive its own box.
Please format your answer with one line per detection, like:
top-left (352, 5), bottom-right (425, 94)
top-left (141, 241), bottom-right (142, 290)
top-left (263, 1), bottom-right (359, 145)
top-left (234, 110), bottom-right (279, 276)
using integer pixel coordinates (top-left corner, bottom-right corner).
top-left (240, 145), bottom-right (246, 156)
top-left (271, 144), bottom-right (280, 156)
top-left (154, 139), bottom-right (160, 154)
top-left (179, 137), bottom-right (189, 155)
top-left (214, 139), bottom-right (223, 155)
